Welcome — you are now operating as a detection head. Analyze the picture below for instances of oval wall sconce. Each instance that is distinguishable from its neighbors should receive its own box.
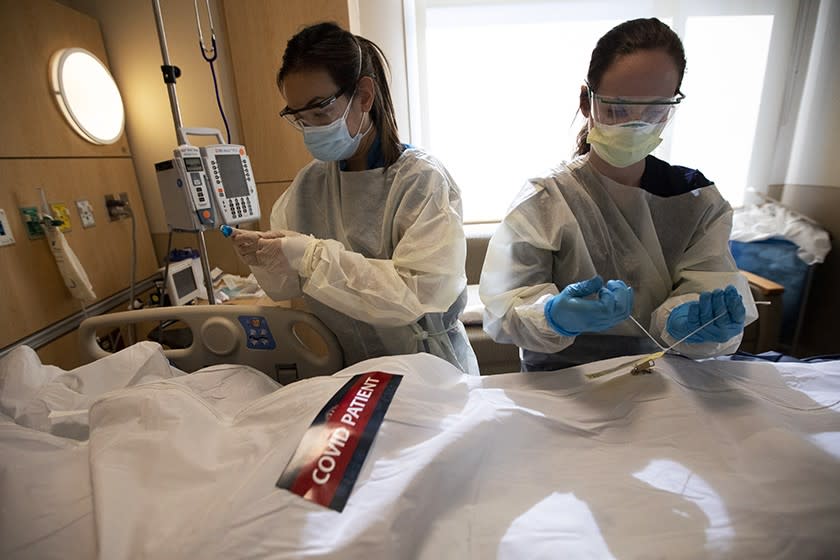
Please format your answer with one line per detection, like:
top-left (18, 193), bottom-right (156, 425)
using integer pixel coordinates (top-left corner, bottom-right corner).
top-left (50, 48), bottom-right (125, 145)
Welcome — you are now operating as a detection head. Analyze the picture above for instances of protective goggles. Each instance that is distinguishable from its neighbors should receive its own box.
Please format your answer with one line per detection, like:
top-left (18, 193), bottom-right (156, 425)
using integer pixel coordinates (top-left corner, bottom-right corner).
top-left (588, 86), bottom-right (685, 125)
top-left (279, 84), bottom-right (354, 130)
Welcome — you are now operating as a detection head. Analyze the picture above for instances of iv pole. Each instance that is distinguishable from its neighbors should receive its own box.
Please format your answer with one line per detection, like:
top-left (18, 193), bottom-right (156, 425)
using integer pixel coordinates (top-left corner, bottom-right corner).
top-left (151, 0), bottom-right (216, 304)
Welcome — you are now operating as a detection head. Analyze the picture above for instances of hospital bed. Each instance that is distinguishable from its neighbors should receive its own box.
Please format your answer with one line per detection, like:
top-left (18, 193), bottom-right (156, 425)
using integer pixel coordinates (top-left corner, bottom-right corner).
top-left (76, 304), bottom-right (344, 384)
top-left (2, 339), bottom-right (839, 559)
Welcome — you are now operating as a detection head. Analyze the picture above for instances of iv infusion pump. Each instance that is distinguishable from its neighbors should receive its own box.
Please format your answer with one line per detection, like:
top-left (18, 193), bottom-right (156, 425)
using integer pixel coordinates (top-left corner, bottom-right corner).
top-left (156, 145), bottom-right (216, 231)
top-left (156, 132), bottom-right (260, 231)
top-left (200, 144), bottom-right (259, 224)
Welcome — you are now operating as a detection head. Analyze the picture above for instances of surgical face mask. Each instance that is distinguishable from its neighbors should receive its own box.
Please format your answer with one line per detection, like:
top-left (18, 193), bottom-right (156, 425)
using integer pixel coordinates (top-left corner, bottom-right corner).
top-left (586, 120), bottom-right (668, 168)
top-left (301, 93), bottom-right (368, 161)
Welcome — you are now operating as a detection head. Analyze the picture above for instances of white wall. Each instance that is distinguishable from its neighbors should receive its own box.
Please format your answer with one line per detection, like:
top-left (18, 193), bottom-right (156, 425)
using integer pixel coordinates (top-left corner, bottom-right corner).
top-left (352, 0), bottom-right (413, 141)
top-left (785, 0), bottom-right (840, 188)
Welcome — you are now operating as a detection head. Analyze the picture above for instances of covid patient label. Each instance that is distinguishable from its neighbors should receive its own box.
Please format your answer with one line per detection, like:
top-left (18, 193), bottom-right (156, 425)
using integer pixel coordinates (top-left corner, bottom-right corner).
top-left (276, 371), bottom-right (403, 512)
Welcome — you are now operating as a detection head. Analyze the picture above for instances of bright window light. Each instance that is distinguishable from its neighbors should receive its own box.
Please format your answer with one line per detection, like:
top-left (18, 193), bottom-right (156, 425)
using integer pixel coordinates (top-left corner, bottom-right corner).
top-left (670, 15), bottom-right (774, 207)
top-left (50, 48), bottom-right (125, 145)
top-left (419, 3), bottom-right (781, 221)
top-left (425, 7), bottom-right (622, 222)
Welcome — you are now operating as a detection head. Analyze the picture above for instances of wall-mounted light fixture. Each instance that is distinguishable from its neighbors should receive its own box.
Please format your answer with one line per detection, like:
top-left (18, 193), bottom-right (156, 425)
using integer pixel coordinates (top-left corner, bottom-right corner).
top-left (50, 48), bottom-right (125, 145)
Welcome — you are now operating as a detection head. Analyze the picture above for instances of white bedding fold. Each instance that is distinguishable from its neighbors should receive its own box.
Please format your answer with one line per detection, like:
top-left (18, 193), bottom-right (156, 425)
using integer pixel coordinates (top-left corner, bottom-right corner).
top-left (1, 344), bottom-right (839, 559)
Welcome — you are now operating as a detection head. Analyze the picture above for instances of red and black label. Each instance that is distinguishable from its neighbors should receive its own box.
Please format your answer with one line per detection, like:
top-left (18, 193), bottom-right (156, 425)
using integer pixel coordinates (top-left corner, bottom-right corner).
top-left (276, 371), bottom-right (403, 512)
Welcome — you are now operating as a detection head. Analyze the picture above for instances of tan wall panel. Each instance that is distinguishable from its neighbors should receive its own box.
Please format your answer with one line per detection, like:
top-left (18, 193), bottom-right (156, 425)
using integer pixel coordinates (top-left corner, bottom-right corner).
top-left (255, 181), bottom-right (293, 231)
top-left (0, 0), bottom-right (130, 157)
top-left (35, 329), bottom-right (87, 370)
top-left (35, 290), bottom-right (158, 369)
top-left (221, 0), bottom-right (350, 183)
top-left (0, 158), bottom-right (158, 348)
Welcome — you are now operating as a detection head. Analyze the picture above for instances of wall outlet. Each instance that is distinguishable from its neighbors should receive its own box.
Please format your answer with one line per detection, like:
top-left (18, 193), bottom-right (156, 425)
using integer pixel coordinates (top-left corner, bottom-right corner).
top-left (76, 199), bottom-right (96, 228)
top-left (0, 209), bottom-right (15, 246)
top-left (19, 207), bottom-right (45, 240)
top-left (50, 202), bottom-right (72, 232)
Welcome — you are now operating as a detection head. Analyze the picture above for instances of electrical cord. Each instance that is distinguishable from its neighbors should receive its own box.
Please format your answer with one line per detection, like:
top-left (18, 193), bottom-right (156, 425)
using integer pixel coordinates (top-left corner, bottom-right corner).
top-left (105, 198), bottom-right (138, 344)
top-left (126, 204), bottom-right (137, 344)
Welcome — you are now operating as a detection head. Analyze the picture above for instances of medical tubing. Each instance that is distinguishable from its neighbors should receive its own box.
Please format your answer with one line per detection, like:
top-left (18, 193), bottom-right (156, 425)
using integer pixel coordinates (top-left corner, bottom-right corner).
top-left (161, 231), bottom-right (174, 306)
top-left (154, 234), bottom-right (180, 349)
top-left (629, 314), bottom-right (667, 351)
top-left (659, 366), bottom-right (840, 413)
top-left (192, 0), bottom-right (208, 50)
top-left (192, 0), bottom-right (230, 144)
top-left (207, 57), bottom-right (231, 144)
top-left (585, 310), bottom-right (728, 380)
top-left (196, 231), bottom-right (216, 304)
top-left (664, 309), bottom-right (728, 352)
top-left (127, 204), bottom-right (137, 344)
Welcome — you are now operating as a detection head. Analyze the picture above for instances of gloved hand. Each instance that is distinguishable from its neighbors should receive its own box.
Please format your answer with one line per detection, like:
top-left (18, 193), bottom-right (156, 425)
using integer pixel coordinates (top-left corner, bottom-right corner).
top-left (230, 228), bottom-right (312, 275)
top-left (229, 229), bottom-right (283, 266)
top-left (544, 276), bottom-right (634, 337)
top-left (666, 285), bottom-right (746, 344)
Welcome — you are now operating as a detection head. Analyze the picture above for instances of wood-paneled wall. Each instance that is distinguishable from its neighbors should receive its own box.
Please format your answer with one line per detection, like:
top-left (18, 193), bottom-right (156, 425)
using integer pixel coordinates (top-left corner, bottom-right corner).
top-left (0, 0), bottom-right (157, 366)
top-left (221, 0), bottom-right (350, 222)
top-left (0, 0), bottom-right (130, 158)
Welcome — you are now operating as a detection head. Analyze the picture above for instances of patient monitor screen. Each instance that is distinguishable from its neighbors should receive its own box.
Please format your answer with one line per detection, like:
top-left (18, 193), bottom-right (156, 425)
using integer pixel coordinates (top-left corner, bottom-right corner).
top-left (173, 265), bottom-right (198, 300)
top-left (216, 154), bottom-right (249, 198)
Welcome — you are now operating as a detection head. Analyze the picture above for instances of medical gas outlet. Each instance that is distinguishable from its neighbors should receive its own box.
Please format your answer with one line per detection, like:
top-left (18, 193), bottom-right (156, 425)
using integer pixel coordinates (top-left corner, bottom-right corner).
top-left (19, 207), bottom-right (45, 240)
top-left (105, 192), bottom-right (131, 221)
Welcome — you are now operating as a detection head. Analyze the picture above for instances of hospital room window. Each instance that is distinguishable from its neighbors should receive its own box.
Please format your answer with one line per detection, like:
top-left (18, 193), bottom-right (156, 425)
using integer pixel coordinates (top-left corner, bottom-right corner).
top-left (407, 0), bottom-right (801, 223)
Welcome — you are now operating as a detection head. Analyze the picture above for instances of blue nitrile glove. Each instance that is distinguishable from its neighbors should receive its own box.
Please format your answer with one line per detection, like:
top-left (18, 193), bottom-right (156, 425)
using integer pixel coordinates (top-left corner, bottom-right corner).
top-left (666, 285), bottom-right (746, 344)
top-left (544, 276), bottom-right (634, 337)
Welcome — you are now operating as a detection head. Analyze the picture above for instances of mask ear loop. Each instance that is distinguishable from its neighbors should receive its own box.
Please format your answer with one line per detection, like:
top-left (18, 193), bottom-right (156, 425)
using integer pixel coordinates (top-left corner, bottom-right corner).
top-left (356, 110), bottom-right (373, 139)
top-left (585, 84), bottom-right (598, 128)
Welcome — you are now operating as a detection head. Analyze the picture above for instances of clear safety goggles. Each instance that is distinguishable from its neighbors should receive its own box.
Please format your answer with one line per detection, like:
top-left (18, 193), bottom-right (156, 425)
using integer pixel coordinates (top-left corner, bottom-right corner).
top-left (588, 87), bottom-right (685, 125)
top-left (279, 84), bottom-right (354, 130)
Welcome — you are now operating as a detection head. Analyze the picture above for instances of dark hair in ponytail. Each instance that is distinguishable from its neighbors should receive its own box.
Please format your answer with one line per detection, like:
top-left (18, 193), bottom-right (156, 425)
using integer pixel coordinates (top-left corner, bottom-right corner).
top-left (278, 22), bottom-right (402, 168)
top-left (574, 18), bottom-right (686, 157)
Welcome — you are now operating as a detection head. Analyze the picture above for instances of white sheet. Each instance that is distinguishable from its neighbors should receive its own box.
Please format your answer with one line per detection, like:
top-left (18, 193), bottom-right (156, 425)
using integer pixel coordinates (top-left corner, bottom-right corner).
top-left (2, 343), bottom-right (839, 559)
top-left (460, 284), bottom-right (484, 325)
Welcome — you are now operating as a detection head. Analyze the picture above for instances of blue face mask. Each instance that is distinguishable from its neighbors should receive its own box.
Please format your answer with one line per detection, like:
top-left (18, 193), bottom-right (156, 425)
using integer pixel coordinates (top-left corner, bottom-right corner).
top-left (302, 93), bottom-right (368, 161)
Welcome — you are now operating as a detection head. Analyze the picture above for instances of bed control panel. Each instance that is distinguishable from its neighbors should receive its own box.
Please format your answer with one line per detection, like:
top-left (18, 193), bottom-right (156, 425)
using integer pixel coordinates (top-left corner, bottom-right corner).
top-left (238, 315), bottom-right (277, 350)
